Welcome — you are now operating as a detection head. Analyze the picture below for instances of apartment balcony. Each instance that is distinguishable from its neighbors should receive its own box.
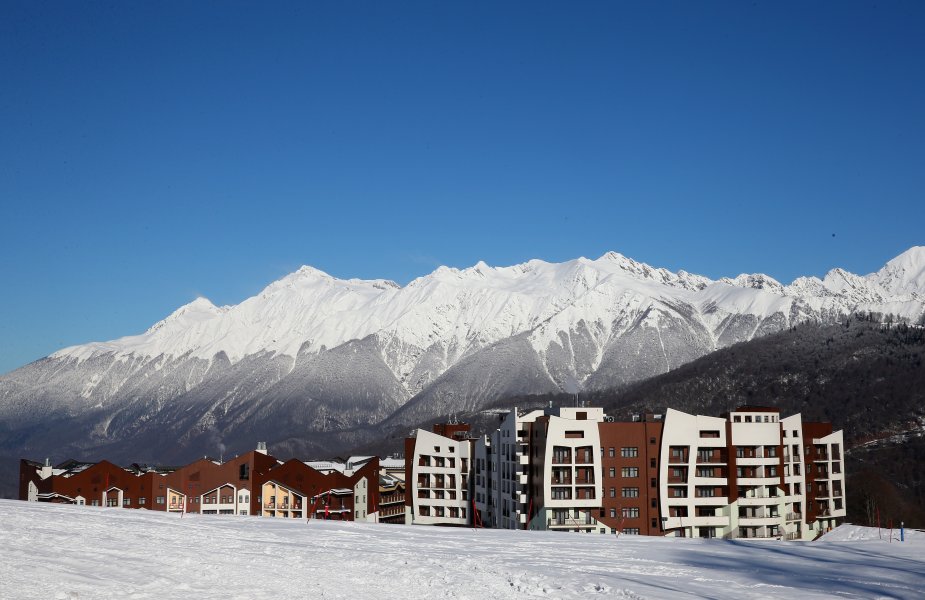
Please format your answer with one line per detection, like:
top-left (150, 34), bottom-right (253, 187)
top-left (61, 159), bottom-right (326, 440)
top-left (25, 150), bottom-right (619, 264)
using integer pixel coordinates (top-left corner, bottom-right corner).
top-left (552, 457), bottom-right (572, 465)
top-left (689, 516), bottom-right (729, 527)
top-left (574, 477), bottom-right (595, 485)
top-left (696, 456), bottom-right (727, 465)
top-left (692, 495), bottom-right (728, 505)
top-left (786, 512), bottom-right (803, 521)
top-left (667, 476), bottom-right (688, 484)
top-left (739, 515), bottom-right (781, 526)
top-left (694, 477), bottom-right (727, 486)
top-left (547, 517), bottom-right (595, 529)
top-left (668, 457), bottom-right (689, 466)
top-left (519, 454), bottom-right (529, 465)
top-left (813, 455), bottom-right (830, 462)
top-left (738, 495), bottom-right (779, 506)
top-left (734, 529), bottom-right (779, 540)
top-left (736, 476), bottom-right (780, 486)
top-left (551, 477), bottom-right (572, 485)
top-left (518, 474), bottom-right (528, 485)
top-left (735, 456), bottom-right (779, 466)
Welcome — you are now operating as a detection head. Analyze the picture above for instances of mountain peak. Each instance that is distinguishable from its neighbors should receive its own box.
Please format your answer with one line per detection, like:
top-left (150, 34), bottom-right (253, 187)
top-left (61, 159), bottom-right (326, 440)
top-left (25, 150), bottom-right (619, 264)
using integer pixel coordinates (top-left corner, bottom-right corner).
top-left (144, 297), bottom-right (222, 335)
top-left (873, 246), bottom-right (925, 296)
top-left (720, 273), bottom-right (785, 295)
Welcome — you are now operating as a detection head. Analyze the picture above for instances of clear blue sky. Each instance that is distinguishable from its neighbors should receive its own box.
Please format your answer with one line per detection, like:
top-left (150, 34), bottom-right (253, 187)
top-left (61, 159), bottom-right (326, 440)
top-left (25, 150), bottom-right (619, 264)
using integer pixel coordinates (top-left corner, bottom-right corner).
top-left (1, 1), bottom-right (923, 374)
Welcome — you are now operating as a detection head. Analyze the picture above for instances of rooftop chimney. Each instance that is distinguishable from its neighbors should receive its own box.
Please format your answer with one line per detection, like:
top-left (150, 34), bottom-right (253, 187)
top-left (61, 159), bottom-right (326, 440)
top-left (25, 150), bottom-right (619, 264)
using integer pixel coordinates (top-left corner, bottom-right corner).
top-left (256, 441), bottom-right (268, 455)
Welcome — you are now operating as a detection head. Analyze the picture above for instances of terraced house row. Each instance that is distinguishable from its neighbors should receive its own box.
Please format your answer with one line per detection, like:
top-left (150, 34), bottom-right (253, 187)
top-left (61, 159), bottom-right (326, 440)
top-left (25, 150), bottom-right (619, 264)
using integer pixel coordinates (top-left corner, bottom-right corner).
top-left (20, 443), bottom-right (408, 524)
top-left (405, 405), bottom-right (846, 540)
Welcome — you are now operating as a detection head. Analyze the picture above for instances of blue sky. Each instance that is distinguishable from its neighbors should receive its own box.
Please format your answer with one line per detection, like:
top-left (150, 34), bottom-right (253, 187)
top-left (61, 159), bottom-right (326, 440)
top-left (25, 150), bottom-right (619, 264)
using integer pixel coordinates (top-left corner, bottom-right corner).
top-left (1, 1), bottom-right (923, 373)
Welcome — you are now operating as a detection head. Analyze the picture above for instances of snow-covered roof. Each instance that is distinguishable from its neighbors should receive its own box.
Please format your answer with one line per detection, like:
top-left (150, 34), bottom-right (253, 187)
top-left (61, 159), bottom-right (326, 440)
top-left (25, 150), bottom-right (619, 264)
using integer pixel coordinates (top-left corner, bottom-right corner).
top-left (304, 461), bottom-right (345, 473)
top-left (345, 456), bottom-right (375, 469)
top-left (37, 492), bottom-right (75, 502)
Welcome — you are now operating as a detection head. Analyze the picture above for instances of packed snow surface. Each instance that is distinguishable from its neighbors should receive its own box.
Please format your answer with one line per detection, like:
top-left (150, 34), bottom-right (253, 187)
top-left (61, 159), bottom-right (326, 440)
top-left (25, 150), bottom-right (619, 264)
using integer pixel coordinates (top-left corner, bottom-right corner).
top-left (2, 501), bottom-right (924, 599)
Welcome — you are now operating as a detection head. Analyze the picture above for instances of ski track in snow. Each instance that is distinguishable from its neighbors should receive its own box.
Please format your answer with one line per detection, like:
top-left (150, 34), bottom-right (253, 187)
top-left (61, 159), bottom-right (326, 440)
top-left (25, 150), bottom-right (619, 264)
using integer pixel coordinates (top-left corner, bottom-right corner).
top-left (1, 501), bottom-right (924, 600)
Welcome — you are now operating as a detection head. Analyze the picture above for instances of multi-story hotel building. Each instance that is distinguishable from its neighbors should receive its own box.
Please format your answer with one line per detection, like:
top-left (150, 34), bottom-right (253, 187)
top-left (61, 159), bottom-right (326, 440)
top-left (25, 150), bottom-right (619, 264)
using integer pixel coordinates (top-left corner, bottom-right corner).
top-left (659, 407), bottom-right (845, 540)
top-left (407, 405), bottom-right (845, 539)
top-left (403, 422), bottom-right (472, 526)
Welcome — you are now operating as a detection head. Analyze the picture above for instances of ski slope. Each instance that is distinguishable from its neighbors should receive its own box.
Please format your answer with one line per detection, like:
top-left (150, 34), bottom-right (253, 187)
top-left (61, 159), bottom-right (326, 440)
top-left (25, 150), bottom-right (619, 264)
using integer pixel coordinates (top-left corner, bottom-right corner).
top-left (1, 500), bottom-right (923, 599)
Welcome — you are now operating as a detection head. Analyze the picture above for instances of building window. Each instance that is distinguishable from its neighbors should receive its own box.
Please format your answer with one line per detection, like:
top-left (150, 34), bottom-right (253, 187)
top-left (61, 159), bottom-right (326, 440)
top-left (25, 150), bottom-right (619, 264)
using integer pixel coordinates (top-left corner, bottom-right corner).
top-left (622, 507), bottom-right (639, 518)
top-left (138, 497), bottom-right (146, 505)
top-left (608, 447), bottom-right (615, 458)
top-left (650, 437), bottom-right (657, 445)
top-left (155, 496), bottom-right (166, 504)
top-left (695, 487), bottom-right (715, 498)
top-left (733, 415), bottom-right (741, 422)
top-left (623, 528), bottom-right (640, 535)
top-left (621, 487), bottom-right (640, 498)
top-left (699, 430), bottom-right (720, 438)
top-left (609, 467), bottom-right (616, 478)
top-left (609, 508), bottom-right (616, 518)
top-left (239, 464), bottom-right (249, 480)
top-left (123, 498), bottom-right (131, 506)
top-left (621, 467), bottom-right (639, 478)
top-left (609, 487), bottom-right (616, 498)
top-left (621, 447), bottom-right (638, 458)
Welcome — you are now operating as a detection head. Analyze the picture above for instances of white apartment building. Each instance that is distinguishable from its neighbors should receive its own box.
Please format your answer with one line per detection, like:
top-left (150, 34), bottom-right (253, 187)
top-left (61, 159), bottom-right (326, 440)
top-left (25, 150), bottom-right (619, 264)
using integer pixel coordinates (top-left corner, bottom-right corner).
top-left (659, 407), bottom-right (846, 540)
top-left (526, 407), bottom-right (606, 532)
top-left (405, 427), bottom-right (471, 525)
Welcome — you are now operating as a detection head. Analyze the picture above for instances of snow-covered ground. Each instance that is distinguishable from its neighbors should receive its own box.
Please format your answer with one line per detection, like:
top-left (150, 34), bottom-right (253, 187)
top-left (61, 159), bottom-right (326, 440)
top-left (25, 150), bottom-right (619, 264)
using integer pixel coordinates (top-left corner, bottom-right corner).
top-left (1, 500), bottom-right (923, 600)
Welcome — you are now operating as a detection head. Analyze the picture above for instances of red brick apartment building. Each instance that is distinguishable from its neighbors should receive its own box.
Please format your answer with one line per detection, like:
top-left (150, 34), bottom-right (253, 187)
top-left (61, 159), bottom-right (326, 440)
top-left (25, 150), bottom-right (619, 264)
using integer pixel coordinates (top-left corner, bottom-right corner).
top-left (20, 443), bottom-right (389, 523)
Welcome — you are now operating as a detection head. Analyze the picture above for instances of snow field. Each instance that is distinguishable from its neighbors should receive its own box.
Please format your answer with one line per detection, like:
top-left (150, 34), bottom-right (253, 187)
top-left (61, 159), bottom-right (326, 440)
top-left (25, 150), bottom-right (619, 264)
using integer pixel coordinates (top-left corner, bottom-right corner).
top-left (1, 500), bottom-right (924, 599)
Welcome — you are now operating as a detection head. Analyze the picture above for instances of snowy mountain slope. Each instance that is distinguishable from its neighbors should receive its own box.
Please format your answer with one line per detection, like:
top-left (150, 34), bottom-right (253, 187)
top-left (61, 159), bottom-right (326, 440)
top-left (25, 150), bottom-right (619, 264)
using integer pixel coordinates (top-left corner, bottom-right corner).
top-left (1, 247), bottom-right (924, 464)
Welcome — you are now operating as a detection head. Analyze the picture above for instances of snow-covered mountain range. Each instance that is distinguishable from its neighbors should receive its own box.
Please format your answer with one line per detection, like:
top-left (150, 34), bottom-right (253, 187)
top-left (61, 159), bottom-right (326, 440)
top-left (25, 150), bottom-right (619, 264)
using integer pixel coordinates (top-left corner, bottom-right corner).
top-left (1, 247), bottom-right (923, 463)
